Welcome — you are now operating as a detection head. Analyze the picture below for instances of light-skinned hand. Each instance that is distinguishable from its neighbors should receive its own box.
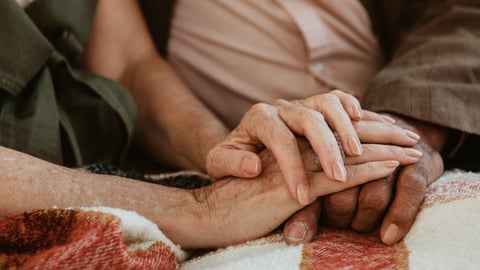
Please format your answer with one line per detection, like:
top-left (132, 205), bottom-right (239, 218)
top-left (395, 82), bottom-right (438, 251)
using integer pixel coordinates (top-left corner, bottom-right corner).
top-left (206, 90), bottom-right (395, 205)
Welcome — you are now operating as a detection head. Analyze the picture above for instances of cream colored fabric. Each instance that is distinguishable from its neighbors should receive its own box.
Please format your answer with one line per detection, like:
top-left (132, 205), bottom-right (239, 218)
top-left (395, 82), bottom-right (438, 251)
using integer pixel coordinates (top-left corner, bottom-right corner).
top-left (180, 170), bottom-right (480, 269)
top-left (168, 0), bottom-right (383, 128)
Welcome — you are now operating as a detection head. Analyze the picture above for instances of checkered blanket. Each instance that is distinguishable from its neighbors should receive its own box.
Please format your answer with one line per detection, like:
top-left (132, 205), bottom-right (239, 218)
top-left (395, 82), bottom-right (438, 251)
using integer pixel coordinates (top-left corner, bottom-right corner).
top-left (1, 171), bottom-right (479, 269)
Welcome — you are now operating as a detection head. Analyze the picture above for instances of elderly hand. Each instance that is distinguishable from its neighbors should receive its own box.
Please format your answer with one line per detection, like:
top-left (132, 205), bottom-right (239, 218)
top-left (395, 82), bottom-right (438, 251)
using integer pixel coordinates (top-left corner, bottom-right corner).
top-left (284, 114), bottom-right (446, 245)
top-left (377, 115), bottom-right (446, 244)
top-left (206, 90), bottom-right (393, 206)
top-left (190, 139), bottom-right (402, 248)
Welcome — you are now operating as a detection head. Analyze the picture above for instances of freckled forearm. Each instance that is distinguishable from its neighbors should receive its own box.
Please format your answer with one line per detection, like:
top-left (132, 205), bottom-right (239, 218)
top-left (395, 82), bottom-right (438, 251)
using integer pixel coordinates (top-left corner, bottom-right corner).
top-left (83, 0), bottom-right (228, 171)
top-left (0, 146), bottom-right (207, 248)
top-left (121, 55), bottom-right (229, 171)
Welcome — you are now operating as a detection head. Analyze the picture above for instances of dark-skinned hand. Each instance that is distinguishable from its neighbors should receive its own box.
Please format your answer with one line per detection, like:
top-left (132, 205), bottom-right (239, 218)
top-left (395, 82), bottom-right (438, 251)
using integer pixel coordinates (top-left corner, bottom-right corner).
top-left (283, 114), bottom-right (447, 245)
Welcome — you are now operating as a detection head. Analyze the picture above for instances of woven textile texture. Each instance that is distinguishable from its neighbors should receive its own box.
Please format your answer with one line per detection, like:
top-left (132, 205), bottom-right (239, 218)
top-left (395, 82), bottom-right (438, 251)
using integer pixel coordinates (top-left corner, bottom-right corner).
top-left (0, 208), bottom-right (180, 270)
top-left (1, 170), bottom-right (479, 269)
top-left (182, 170), bottom-right (480, 270)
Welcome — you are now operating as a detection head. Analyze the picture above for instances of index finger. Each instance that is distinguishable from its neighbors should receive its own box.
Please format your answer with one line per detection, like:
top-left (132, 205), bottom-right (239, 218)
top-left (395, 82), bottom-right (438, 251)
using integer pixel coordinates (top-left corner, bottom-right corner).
top-left (355, 121), bottom-right (421, 146)
top-left (265, 123), bottom-right (310, 206)
top-left (301, 93), bottom-right (363, 157)
top-left (245, 104), bottom-right (310, 205)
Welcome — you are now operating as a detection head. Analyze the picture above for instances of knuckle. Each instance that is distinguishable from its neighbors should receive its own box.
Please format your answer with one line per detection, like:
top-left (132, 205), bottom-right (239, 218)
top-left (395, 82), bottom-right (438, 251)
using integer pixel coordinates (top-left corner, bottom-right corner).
top-left (359, 192), bottom-right (390, 212)
top-left (321, 93), bottom-right (341, 105)
top-left (324, 193), bottom-right (356, 215)
top-left (273, 99), bottom-right (289, 106)
top-left (401, 169), bottom-right (428, 193)
top-left (387, 124), bottom-right (397, 139)
top-left (366, 160), bottom-right (382, 171)
top-left (388, 204), bottom-right (416, 224)
top-left (344, 165), bottom-right (357, 179)
top-left (361, 145), bottom-right (373, 155)
top-left (206, 150), bottom-right (222, 173)
top-left (272, 129), bottom-right (296, 146)
top-left (297, 207), bottom-right (321, 222)
top-left (351, 96), bottom-right (361, 106)
top-left (325, 140), bottom-right (340, 154)
top-left (248, 103), bottom-right (272, 117)
top-left (301, 110), bottom-right (324, 127)
top-left (329, 89), bottom-right (344, 96)
top-left (352, 120), bottom-right (363, 131)
top-left (386, 146), bottom-right (400, 158)
top-left (395, 171), bottom-right (429, 211)
top-left (221, 157), bottom-right (235, 173)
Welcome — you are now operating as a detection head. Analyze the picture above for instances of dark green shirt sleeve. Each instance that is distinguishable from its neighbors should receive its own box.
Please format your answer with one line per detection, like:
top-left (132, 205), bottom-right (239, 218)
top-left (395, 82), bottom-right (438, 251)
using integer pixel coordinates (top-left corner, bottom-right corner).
top-left (0, 0), bottom-right (136, 167)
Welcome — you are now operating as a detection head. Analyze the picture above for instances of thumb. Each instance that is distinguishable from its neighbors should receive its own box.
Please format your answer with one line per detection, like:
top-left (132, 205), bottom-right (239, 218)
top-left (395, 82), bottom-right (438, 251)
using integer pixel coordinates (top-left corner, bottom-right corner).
top-left (380, 165), bottom-right (428, 245)
top-left (206, 147), bottom-right (262, 180)
top-left (283, 200), bottom-right (322, 245)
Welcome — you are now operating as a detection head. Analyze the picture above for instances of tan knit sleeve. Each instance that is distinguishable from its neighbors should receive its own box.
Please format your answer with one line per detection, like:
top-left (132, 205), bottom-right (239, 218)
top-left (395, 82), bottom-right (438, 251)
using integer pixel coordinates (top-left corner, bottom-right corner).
top-left (363, 1), bottom-right (480, 137)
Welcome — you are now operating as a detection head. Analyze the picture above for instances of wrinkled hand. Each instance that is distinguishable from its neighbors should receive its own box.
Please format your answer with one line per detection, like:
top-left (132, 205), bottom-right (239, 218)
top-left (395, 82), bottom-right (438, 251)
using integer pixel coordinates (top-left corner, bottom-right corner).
top-left (206, 90), bottom-right (391, 205)
top-left (284, 114), bottom-right (446, 245)
top-left (191, 139), bottom-right (401, 248)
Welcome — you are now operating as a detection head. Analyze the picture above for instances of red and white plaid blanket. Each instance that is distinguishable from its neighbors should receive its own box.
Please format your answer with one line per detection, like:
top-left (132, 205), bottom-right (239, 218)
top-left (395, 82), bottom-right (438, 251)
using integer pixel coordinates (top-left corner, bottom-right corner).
top-left (1, 171), bottom-right (479, 269)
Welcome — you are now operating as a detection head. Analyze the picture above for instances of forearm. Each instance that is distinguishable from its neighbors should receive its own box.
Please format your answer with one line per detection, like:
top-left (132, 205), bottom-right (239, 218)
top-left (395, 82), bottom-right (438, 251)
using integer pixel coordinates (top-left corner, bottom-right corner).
top-left (189, 145), bottom-right (400, 247)
top-left (121, 53), bottom-right (228, 171)
top-left (0, 143), bottom-right (399, 249)
top-left (0, 145), bottom-right (295, 248)
top-left (83, 0), bottom-right (228, 171)
top-left (0, 146), bottom-right (202, 248)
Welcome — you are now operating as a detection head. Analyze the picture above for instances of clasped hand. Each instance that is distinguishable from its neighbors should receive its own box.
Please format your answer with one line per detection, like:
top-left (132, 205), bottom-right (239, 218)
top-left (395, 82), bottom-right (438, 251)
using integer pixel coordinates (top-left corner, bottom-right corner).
top-left (204, 90), bottom-right (442, 246)
top-left (206, 90), bottom-right (416, 204)
top-left (193, 118), bottom-right (425, 247)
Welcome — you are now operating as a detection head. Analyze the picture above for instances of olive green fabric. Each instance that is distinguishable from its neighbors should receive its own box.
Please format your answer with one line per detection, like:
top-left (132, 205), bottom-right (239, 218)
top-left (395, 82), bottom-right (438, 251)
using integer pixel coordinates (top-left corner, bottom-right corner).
top-left (0, 0), bottom-right (136, 167)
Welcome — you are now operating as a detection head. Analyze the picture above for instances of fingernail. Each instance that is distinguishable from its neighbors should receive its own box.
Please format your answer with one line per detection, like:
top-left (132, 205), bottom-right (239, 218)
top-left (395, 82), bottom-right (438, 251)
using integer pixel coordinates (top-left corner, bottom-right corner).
top-left (382, 224), bottom-right (399, 245)
top-left (405, 130), bottom-right (421, 141)
top-left (296, 184), bottom-right (310, 206)
top-left (286, 222), bottom-right (308, 243)
top-left (383, 160), bottom-right (400, 169)
top-left (405, 148), bottom-right (423, 159)
top-left (348, 136), bottom-right (363, 156)
top-left (351, 105), bottom-right (362, 119)
top-left (332, 161), bottom-right (347, 181)
top-left (242, 157), bottom-right (259, 175)
top-left (382, 115), bottom-right (396, 124)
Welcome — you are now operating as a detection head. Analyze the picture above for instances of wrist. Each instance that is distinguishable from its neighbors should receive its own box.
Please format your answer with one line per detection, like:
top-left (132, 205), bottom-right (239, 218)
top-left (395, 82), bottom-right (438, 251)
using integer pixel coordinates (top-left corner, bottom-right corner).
top-left (155, 188), bottom-right (208, 249)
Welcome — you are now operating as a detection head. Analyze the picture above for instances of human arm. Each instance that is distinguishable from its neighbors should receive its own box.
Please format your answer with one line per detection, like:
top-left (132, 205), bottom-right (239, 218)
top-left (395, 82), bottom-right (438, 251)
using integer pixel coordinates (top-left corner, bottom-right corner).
top-left (283, 117), bottom-right (427, 244)
top-left (0, 144), bottom-right (399, 249)
top-left (285, 0), bottom-right (480, 245)
top-left (318, 115), bottom-right (445, 245)
top-left (83, 0), bottom-right (229, 171)
top-left (206, 91), bottom-right (398, 205)
top-left (83, 0), bottom-right (377, 205)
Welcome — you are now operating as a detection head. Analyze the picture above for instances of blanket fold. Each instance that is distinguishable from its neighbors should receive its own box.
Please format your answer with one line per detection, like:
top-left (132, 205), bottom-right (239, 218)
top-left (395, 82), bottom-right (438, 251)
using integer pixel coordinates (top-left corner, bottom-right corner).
top-left (1, 170), bottom-right (479, 269)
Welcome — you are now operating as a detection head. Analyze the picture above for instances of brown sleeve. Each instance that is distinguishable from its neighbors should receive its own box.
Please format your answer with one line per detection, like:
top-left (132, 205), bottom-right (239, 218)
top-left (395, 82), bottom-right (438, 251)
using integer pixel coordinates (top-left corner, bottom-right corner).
top-left (363, 0), bottom-right (480, 137)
